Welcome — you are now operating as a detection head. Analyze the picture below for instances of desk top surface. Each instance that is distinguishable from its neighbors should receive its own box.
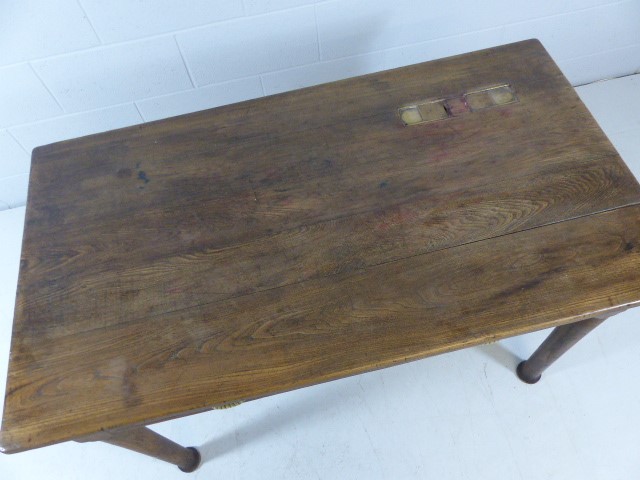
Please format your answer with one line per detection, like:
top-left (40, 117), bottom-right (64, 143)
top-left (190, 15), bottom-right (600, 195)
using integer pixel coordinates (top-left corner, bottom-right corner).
top-left (3, 39), bottom-right (640, 453)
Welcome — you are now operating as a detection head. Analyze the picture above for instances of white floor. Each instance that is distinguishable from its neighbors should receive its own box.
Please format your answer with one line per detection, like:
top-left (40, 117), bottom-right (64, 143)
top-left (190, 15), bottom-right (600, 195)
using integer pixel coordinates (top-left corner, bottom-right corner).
top-left (1, 75), bottom-right (639, 480)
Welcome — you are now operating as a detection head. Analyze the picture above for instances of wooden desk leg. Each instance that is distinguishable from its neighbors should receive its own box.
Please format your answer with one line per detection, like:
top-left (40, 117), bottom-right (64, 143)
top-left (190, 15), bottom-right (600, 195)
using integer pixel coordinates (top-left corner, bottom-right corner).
top-left (516, 317), bottom-right (606, 384)
top-left (78, 426), bottom-right (201, 472)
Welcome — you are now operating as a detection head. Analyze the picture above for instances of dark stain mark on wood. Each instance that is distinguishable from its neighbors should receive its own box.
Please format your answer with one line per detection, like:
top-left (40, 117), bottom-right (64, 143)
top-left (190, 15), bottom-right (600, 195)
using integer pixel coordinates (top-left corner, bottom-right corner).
top-left (499, 277), bottom-right (545, 298)
top-left (122, 366), bottom-right (142, 408)
top-left (137, 171), bottom-right (150, 184)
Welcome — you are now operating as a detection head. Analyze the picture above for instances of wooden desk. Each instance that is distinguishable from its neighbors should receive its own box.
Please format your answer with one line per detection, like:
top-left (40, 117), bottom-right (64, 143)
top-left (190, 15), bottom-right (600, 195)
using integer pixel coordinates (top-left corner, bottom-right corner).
top-left (2, 39), bottom-right (640, 472)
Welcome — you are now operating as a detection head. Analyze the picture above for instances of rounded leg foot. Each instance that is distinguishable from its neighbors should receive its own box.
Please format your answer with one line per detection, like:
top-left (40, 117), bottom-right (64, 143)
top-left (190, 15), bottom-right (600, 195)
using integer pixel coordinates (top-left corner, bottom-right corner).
top-left (516, 361), bottom-right (541, 384)
top-left (178, 447), bottom-right (201, 473)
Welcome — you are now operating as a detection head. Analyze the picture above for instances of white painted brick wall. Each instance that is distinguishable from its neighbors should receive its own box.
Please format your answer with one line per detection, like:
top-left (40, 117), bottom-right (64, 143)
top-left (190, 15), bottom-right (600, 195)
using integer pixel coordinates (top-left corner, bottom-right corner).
top-left (0, 0), bottom-right (639, 210)
top-left (78, 0), bottom-right (244, 43)
top-left (176, 7), bottom-right (320, 85)
top-left (0, 64), bottom-right (63, 127)
top-left (9, 106), bottom-right (144, 153)
top-left (0, 132), bottom-right (30, 177)
top-left (136, 77), bottom-right (264, 121)
top-left (32, 37), bottom-right (194, 111)
top-left (0, 0), bottom-right (99, 65)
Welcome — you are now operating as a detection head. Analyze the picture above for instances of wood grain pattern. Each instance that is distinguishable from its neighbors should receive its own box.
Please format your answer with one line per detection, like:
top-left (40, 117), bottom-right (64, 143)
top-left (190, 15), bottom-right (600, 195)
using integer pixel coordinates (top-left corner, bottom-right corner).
top-left (4, 205), bottom-right (640, 452)
top-left (2, 39), bottom-right (640, 454)
top-left (16, 156), bottom-right (637, 339)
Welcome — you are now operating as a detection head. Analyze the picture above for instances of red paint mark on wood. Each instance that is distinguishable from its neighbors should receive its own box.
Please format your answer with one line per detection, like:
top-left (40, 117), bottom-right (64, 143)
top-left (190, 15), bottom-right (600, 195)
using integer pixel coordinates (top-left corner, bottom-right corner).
top-left (375, 206), bottom-right (419, 231)
top-left (445, 97), bottom-right (470, 116)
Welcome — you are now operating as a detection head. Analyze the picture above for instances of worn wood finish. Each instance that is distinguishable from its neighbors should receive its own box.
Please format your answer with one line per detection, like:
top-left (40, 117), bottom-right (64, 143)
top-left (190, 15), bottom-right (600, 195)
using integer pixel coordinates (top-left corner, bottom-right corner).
top-left (17, 157), bottom-right (637, 339)
top-left (2, 40), bottom-right (640, 463)
top-left (517, 316), bottom-right (608, 384)
top-left (78, 426), bottom-right (200, 472)
top-left (4, 205), bottom-right (640, 452)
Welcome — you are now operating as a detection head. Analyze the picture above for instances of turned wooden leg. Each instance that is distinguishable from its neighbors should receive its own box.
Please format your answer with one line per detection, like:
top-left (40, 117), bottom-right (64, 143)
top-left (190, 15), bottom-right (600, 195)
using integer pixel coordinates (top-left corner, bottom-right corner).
top-left (516, 317), bottom-right (606, 384)
top-left (79, 426), bottom-right (201, 472)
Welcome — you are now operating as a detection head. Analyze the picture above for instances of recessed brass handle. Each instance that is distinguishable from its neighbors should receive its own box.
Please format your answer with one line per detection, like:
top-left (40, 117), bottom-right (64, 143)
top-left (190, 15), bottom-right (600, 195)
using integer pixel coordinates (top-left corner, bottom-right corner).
top-left (465, 84), bottom-right (517, 110)
top-left (399, 84), bottom-right (517, 126)
top-left (399, 100), bottom-right (448, 125)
